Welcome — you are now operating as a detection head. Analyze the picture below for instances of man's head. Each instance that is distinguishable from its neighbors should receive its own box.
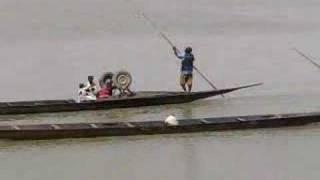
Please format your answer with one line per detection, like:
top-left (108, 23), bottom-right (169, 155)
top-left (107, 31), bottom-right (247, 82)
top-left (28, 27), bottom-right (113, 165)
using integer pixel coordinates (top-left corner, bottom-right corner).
top-left (88, 75), bottom-right (94, 83)
top-left (185, 47), bottom-right (192, 53)
top-left (79, 83), bottom-right (85, 89)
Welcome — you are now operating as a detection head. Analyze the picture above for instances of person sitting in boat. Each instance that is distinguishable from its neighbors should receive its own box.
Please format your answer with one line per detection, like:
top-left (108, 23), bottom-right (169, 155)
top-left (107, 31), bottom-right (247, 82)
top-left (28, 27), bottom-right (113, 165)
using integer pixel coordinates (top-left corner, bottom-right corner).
top-left (78, 83), bottom-right (97, 102)
top-left (97, 79), bottom-right (114, 99)
top-left (173, 46), bottom-right (195, 92)
top-left (84, 75), bottom-right (99, 96)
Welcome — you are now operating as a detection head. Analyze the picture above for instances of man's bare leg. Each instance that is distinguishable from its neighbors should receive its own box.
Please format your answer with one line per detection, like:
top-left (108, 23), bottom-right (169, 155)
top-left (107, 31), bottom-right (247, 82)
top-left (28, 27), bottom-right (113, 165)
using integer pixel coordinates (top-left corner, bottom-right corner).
top-left (187, 84), bottom-right (192, 92)
top-left (181, 84), bottom-right (187, 92)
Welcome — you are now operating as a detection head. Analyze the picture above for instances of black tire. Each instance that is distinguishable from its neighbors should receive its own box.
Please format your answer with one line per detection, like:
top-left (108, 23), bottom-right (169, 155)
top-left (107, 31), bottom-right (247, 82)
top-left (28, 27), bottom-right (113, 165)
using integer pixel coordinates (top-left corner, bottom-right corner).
top-left (112, 70), bottom-right (132, 90)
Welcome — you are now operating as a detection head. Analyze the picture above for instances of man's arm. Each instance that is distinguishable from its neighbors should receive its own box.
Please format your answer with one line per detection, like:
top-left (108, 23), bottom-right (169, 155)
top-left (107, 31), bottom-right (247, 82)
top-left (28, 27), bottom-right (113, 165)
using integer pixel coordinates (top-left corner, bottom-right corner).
top-left (173, 46), bottom-right (184, 59)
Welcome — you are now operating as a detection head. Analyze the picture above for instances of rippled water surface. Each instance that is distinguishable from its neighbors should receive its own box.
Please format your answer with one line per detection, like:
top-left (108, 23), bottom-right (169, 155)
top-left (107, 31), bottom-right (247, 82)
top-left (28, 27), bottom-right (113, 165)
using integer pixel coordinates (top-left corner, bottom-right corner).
top-left (0, 0), bottom-right (320, 179)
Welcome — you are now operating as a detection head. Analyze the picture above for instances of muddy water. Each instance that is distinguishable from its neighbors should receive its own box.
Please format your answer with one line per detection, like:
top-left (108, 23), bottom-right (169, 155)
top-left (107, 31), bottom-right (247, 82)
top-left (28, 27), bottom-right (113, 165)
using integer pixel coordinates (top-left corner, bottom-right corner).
top-left (0, 0), bottom-right (320, 179)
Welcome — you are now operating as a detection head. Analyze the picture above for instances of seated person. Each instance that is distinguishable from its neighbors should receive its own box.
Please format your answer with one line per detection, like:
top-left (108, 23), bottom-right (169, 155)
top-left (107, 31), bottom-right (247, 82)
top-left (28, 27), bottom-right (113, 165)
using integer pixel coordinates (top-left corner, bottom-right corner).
top-left (78, 83), bottom-right (97, 102)
top-left (97, 80), bottom-right (114, 99)
top-left (84, 75), bottom-right (98, 96)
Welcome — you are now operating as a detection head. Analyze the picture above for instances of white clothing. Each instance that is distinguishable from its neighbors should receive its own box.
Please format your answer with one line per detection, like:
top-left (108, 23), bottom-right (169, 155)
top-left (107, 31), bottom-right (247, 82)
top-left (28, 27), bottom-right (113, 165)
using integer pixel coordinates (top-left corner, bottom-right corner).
top-left (78, 88), bottom-right (96, 103)
top-left (85, 82), bottom-right (98, 95)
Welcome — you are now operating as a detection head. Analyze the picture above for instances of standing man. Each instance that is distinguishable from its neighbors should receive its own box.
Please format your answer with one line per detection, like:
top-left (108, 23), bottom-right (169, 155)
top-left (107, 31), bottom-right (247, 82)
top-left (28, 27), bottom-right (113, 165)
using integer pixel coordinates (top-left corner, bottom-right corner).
top-left (173, 46), bottom-right (195, 92)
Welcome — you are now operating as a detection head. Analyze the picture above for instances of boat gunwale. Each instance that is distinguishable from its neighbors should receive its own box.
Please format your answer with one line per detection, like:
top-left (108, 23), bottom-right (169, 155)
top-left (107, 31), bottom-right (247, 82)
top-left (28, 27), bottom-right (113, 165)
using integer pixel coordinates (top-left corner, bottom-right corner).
top-left (0, 89), bottom-right (220, 108)
top-left (0, 112), bottom-right (317, 140)
top-left (3, 112), bottom-right (320, 131)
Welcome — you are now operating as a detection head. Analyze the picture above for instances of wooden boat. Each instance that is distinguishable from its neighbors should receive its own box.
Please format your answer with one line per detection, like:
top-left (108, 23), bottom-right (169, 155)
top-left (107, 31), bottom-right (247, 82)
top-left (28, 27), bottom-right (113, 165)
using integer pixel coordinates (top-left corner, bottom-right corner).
top-left (0, 83), bottom-right (261, 115)
top-left (0, 111), bottom-right (319, 140)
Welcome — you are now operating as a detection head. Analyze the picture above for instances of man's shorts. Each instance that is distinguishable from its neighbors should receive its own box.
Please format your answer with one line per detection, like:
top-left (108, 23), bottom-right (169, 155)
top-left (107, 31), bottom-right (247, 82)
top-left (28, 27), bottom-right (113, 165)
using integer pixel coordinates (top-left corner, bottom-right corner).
top-left (180, 74), bottom-right (193, 86)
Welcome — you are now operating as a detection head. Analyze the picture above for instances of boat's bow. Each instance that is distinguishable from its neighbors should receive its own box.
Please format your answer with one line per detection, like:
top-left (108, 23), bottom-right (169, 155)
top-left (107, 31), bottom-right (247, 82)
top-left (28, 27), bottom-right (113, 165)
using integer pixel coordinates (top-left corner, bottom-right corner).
top-left (185, 82), bottom-right (263, 100)
top-left (214, 82), bottom-right (263, 95)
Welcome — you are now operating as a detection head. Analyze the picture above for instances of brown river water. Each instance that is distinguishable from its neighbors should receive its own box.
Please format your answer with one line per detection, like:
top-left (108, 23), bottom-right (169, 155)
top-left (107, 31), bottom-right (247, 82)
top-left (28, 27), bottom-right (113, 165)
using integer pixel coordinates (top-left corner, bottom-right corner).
top-left (1, 0), bottom-right (320, 179)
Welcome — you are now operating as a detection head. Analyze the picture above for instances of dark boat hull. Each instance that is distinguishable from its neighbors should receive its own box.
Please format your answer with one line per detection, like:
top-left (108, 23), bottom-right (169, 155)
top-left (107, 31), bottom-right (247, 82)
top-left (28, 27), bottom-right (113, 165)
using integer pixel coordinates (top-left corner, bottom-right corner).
top-left (0, 83), bottom-right (261, 115)
top-left (0, 112), bottom-right (319, 140)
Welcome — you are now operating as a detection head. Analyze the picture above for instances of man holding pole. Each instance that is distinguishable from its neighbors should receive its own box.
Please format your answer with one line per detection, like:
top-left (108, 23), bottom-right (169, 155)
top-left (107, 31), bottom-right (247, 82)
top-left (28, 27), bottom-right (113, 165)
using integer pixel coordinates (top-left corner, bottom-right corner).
top-left (133, 8), bottom-right (221, 94)
top-left (173, 46), bottom-right (195, 92)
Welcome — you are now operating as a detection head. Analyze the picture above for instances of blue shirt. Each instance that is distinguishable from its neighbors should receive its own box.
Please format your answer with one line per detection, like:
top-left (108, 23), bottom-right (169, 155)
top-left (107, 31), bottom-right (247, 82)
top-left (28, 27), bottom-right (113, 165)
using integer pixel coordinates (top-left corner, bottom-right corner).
top-left (176, 52), bottom-right (195, 74)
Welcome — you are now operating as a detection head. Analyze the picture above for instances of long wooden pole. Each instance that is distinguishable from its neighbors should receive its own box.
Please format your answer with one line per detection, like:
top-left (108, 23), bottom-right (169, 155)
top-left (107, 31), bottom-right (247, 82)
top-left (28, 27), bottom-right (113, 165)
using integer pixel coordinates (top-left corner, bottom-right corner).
top-left (293, 48), bottom-right (320, 69)
top-left (140, 13), bottom-right (223, 96)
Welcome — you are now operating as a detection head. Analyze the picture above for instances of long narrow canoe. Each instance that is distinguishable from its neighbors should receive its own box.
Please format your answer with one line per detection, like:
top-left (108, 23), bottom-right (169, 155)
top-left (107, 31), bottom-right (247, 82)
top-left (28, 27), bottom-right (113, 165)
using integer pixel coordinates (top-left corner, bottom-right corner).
top-left (0, 83), bottom-right (261, 115)
top-left (0, 111), bottom-right (318, 140)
